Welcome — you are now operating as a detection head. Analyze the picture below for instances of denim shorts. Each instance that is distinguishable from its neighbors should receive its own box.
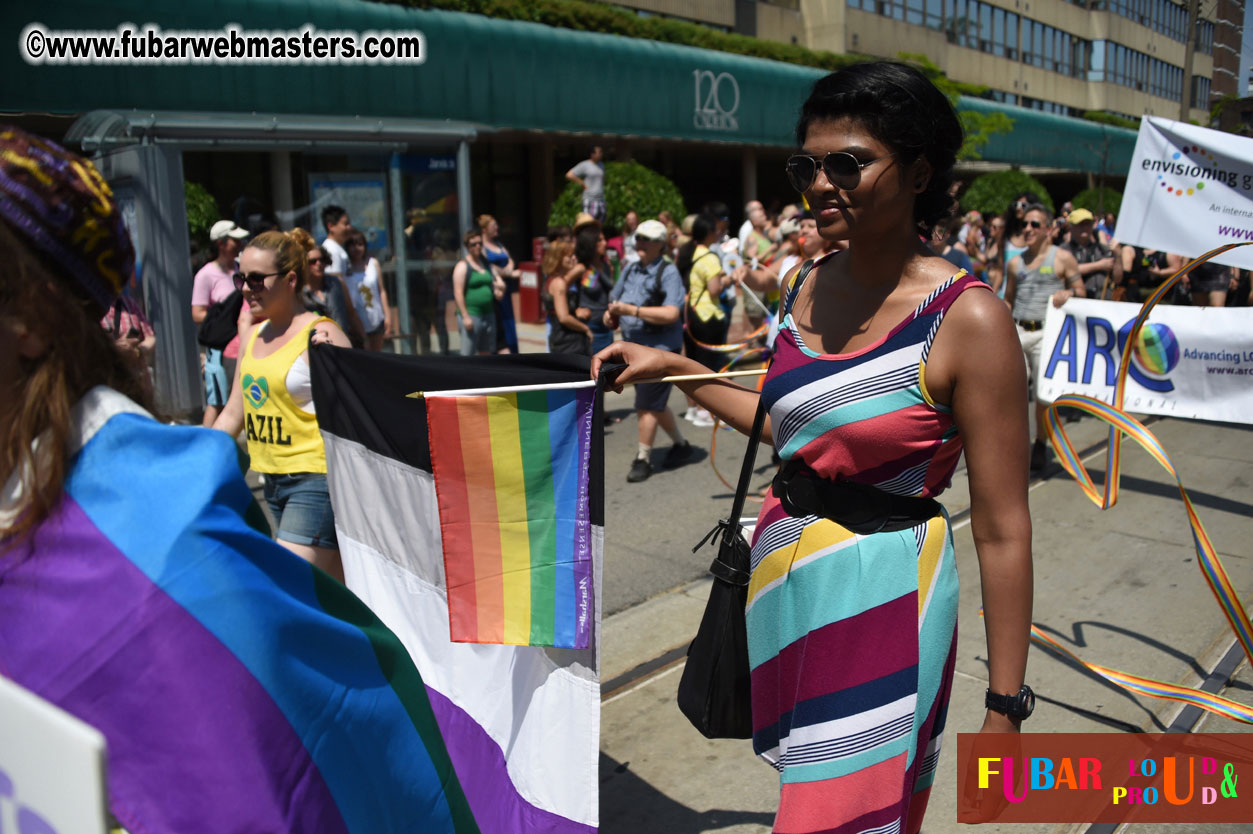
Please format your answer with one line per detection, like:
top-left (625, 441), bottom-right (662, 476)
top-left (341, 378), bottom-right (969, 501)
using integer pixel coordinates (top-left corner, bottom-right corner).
top-left (204, 347), bottom-right (230, 408)
top-left (262, 472), bottom-right (338, 549)
top-left (459, 313), bottom-right (497, 356)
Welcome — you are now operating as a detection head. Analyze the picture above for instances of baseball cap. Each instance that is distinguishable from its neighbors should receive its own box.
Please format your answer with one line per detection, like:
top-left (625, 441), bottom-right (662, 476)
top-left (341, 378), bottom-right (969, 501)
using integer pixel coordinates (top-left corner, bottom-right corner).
top-left (210, 220), bottom-right (250, 241)
top-left (0, 126), bottom-right (133, 316)
top-left (634, 219), bottom-right (668, 242)
top-left (1067, 208), bottom-right (1095, 225)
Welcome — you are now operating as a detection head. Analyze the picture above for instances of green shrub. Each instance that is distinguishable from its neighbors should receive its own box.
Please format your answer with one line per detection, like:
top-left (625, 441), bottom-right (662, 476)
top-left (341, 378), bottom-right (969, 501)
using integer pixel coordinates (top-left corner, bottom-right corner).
top-left (960, 170), bottom-right (1054, 216)
top-left (1069, 187), bottom-right (1122, 217)
top-left (398, 0), bottom-right (868, 72)
top-left (548, 160), bottom-right (685, 231)
top-left (1082, 111), bottom-right (1140, 131)
top-left (184, 181), bottom-right (220, 245)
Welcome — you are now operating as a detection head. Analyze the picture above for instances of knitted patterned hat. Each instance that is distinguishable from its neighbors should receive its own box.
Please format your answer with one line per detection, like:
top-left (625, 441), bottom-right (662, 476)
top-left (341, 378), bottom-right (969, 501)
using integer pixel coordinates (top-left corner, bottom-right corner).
top-left (0, 126), bottom-right (133, 315)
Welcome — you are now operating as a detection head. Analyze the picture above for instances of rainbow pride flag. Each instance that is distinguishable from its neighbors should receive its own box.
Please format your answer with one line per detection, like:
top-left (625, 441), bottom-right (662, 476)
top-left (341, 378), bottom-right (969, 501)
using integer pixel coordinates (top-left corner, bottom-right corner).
top-left (426, 384), bottom-right (595, 649)
top-left (0, 388), bottom-right (477, 833)
top-left (312, 349), bottom-right (602, 832)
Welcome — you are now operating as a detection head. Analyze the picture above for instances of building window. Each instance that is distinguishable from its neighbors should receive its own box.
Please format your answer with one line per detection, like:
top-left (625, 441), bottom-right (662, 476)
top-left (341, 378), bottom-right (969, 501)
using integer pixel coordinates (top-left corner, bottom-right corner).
top-left (1192, 76), bottom-right (1211, 109)
top-left (1195, 20), bottom-right (1213, 55)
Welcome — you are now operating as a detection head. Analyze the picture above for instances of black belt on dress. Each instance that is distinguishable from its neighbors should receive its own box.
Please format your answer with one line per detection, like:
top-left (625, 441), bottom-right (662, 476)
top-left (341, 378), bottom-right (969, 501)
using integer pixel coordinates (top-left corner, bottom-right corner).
top-left (771, 459), bottom-right (942, 535)
top-left (1015, 318), bottom-right (1044, 332)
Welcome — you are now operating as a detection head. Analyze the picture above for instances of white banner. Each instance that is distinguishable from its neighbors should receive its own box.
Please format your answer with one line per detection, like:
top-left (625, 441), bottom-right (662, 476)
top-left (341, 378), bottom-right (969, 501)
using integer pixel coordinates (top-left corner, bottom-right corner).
top-left (1115, 116), bottom-right (1253, 271)
top-left (1037, 299), bottom-right (1253, 424)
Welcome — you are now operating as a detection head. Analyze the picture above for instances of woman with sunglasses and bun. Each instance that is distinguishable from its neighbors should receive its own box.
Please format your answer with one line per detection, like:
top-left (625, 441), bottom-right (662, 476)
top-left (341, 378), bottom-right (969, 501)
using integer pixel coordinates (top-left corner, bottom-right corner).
top-left (214, 230), bottom-right (353, 582)
top-left (594, 62), bottom-right (1033, 834)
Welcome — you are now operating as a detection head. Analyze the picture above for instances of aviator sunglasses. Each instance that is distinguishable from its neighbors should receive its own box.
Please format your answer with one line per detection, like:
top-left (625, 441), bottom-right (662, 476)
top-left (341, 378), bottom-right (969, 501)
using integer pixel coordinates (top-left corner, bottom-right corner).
top-left (233, 270), bottom-right (284, 292)
top-left (786, 151), bottom-right (895, 192)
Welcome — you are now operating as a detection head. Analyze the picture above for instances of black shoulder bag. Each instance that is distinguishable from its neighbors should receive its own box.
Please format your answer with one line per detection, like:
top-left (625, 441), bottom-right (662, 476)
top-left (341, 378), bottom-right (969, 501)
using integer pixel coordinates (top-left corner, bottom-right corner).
top-left (198, 289), bottom-right (244, 349)
top-left (676, 398), bottom-right (767, 739)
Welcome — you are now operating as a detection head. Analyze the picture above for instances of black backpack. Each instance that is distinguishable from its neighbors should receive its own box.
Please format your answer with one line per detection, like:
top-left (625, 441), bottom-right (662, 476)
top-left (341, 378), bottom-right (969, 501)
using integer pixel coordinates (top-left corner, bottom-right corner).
top-left (197, 289), bottom-right (244, 349)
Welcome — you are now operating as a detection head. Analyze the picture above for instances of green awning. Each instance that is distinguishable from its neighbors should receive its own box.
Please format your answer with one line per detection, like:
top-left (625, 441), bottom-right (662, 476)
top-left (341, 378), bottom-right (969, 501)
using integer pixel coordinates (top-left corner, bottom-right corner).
top-left (1, 0), bottom-right (1136, 172)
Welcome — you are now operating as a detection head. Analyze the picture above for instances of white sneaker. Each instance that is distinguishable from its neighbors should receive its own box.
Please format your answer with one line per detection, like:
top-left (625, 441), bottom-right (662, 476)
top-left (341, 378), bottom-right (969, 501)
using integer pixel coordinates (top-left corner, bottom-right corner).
top-left (682, 407), bottom-right (699, 423)
top-left (690, 408), bottom-right (717, 427)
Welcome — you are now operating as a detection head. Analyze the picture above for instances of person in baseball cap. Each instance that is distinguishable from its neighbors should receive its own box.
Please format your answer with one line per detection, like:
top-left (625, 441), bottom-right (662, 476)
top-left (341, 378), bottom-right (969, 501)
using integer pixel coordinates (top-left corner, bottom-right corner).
top-left (1066, 208), bottom-right (1094, 226)
top-left (209, 219), bottom-right (250, 242)
top-left (634, 218), bottom-right (668, 242)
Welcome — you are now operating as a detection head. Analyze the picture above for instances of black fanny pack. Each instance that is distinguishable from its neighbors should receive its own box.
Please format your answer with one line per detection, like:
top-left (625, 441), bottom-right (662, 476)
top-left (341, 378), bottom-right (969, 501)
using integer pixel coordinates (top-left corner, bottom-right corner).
top-left (771, 459), bottom-right (942, 534)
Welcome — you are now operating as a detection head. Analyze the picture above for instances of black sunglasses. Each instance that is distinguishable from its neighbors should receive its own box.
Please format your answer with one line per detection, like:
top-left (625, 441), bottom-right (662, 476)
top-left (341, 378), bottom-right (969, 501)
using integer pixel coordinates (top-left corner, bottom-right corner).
top-left (786, 151), bottom-right (894, 192)
top-left (233, 270), bottom-right (284, 292)
top-left (1024, 220), bottom-right (1045, 230)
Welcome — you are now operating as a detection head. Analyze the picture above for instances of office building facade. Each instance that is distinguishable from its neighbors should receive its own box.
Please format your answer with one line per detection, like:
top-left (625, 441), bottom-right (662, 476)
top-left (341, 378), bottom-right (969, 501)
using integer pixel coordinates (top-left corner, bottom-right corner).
top-left (622, 0), bottom-right (1243, 124)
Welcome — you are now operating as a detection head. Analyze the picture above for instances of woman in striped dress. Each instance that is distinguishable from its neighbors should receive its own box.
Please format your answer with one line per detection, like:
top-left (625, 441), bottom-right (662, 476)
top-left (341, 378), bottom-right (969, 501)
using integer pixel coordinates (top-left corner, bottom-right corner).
top-left (593, 61), bottom-right (1033, 833)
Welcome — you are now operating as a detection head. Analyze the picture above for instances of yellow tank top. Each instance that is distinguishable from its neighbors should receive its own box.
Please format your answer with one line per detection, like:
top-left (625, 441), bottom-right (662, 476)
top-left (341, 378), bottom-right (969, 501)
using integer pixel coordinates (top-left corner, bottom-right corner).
top-left (240, 316), bottom-right (330, 474)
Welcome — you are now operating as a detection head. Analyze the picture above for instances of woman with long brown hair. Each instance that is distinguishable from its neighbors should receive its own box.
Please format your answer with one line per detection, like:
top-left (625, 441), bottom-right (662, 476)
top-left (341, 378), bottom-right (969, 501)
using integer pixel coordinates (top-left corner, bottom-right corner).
top-left (541, 237), bottom-right (590, 354)
top-left (0, 127), bottom-right (477, 832)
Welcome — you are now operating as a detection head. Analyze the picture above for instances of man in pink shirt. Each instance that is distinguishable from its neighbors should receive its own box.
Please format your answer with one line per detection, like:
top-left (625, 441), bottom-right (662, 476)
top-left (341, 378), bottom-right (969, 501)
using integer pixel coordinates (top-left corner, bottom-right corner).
top-left (192, 219), bottom-right (248, 426)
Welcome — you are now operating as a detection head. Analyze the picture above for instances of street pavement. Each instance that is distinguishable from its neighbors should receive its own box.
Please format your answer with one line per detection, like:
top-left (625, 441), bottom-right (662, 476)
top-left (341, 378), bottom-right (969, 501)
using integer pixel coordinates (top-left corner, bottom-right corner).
top-left (436, 314), bottom-right (1253, 833)
top-left (267, 308), bottom-right (1253, 833)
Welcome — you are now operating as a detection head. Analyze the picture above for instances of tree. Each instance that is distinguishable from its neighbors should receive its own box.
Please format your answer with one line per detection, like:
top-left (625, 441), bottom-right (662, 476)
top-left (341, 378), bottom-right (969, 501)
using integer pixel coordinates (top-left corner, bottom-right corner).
top-left (184, 181), bottom-right (220, 246)
top-left (548, 160), bottom-right (685, 231)
top-left (1070, 186), bottom-right (1121, 217)
top-left (897, 53), bottom-right (1014, 161)
top-left (960, 170), bottom-right (1054, 216)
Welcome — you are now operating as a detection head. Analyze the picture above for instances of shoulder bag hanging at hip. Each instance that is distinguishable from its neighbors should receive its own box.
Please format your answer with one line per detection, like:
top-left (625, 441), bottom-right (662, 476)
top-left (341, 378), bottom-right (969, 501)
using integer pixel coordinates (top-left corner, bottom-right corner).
top-left (676, 398), bottom-right (767, 739)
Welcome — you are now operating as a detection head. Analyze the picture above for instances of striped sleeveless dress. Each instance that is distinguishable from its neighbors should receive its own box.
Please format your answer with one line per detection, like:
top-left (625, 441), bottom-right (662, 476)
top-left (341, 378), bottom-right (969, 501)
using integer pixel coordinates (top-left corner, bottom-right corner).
top-left (749, 253), bottom-right (990, 834)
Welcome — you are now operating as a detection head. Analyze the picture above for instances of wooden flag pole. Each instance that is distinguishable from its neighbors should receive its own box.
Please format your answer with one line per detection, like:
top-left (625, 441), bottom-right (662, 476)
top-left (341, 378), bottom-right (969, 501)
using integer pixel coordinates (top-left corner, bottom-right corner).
top-left (631, 368), bottom-right (767, 386)
top-left (407, 368), bottom-right (767, 398)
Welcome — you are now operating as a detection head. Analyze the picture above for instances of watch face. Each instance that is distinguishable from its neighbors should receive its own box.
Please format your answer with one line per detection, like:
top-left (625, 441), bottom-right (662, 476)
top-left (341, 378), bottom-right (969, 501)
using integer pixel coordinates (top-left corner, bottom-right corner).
top-left (1018, 687), bottom-right (1036, 718)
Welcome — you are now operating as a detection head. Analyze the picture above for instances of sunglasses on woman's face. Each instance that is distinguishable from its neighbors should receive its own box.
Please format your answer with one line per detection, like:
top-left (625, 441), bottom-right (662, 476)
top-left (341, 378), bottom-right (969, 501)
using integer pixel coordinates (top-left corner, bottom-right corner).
top-left (785, 151), bottom-right (894, 192)
top-left (307, 255), bottom-right (324, 265)
top-left (233, 270), bottom-right (283, 292)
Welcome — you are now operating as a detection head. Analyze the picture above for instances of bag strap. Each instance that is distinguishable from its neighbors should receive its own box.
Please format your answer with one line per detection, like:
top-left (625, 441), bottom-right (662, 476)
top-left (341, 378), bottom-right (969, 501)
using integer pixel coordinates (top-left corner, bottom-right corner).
top-left (724, 399), bottom-right (767, 549)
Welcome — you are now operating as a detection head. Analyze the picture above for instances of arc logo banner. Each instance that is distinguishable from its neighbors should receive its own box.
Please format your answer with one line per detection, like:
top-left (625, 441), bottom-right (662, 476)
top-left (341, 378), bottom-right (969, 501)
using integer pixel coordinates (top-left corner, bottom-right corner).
top-left (1037, 298), bottom-right (1253, 425)
top-left (1116, 116), bottom-right (1253, 270)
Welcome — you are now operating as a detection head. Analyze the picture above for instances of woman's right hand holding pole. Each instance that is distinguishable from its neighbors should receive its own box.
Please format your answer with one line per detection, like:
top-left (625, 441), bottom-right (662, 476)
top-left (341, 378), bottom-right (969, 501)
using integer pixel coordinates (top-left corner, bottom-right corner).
top-left (591, 342), bottom-right (770, 440)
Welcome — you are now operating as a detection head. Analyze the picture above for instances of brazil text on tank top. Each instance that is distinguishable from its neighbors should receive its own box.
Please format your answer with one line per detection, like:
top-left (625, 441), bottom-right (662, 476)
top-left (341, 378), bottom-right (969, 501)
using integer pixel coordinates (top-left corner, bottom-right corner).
top-left (240, 317), bottom-right (330, 474)
top-left (1011, 246), bottom-right (1060, 323)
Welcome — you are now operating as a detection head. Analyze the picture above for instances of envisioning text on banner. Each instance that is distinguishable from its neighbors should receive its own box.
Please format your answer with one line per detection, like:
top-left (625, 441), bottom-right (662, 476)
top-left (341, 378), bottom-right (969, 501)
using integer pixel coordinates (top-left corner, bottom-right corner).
top-left (1115, 116), bottom-right (1253, 271)
top-left (1037, 298), bottom-right (1253, 425)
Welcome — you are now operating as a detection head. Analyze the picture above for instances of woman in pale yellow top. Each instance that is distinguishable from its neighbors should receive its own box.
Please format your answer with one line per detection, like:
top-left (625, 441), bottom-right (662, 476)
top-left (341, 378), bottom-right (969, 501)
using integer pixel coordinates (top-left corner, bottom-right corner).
top-left (214, 231), bottom-right (352, 582)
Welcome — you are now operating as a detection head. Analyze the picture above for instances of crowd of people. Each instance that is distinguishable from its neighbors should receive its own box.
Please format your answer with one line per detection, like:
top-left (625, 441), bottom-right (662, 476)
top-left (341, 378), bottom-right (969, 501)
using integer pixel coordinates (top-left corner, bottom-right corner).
top-left (535, 194), bottom-right (847, 481)
top-left (936, 194), bottom-right (1253, 471)
top-left (939, 196), bottom-right (1252, 310)
top-left (4, 54), bottom-right (1249, 831)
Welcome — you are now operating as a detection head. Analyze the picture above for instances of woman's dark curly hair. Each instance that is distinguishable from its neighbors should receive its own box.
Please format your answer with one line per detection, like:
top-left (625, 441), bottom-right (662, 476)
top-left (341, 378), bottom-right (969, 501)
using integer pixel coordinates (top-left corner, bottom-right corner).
top-left (795, 61), bottom-right (964, 237)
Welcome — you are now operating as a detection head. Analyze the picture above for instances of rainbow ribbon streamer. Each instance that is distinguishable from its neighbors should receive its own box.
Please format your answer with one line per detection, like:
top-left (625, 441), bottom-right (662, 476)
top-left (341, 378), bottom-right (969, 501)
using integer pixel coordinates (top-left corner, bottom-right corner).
top-left (1039, 241), bottom-right (1253, 725)
top-left (685, 319), bottom-right (772, 353)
